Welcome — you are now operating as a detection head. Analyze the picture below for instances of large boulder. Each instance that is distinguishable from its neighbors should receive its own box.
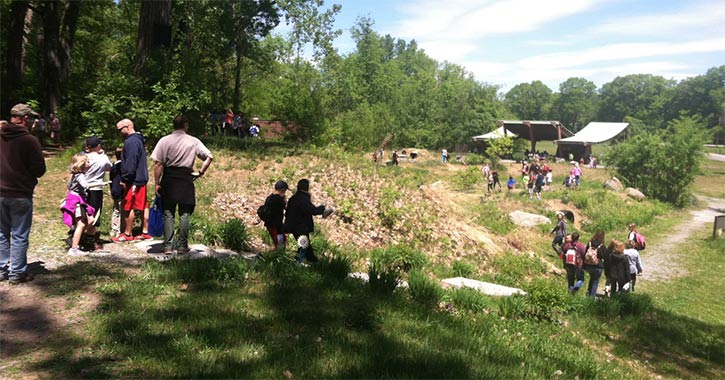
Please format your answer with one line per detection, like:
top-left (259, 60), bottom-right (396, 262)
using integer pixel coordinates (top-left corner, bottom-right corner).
top-left (605, 177), bottom-right (624, 191)
top-left (509, 210), bottom-right (550, 227)
top-left (625, 187), bottom-right (645, 201)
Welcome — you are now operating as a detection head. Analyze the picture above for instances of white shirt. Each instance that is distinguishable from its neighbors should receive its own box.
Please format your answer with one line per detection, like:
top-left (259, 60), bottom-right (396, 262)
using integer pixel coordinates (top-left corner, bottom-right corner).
top-left (85, 151), bottom-right (112, 190)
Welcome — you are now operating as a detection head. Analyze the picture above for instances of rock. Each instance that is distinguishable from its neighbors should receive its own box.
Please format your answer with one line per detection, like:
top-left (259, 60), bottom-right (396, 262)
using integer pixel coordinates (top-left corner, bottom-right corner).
top-left (509, 210), bottom-right (550, 227)
top-left (441, 277), bottom-right (528, 296)
top-left (625, 187), bottom-right (645, 201)
top-left (604, 177), bottom-right (624, 191)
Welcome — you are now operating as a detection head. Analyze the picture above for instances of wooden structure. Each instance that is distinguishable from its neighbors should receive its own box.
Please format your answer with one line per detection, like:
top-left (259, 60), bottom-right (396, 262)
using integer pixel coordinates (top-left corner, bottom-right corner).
top-left (500, 120), bottom-right (573, 153)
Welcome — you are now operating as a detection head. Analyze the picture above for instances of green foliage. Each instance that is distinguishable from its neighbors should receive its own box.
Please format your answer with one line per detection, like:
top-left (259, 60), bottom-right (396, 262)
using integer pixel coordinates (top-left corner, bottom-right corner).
top-left (452, 167), bottom-right (482, 190)
top-left (550, 77), bottom-right (598, 131)
top-left (407, 270), bottom-right (442, 307)
top-left (378, 187), bottom-right (405, 229)
top-left (568, 190), bottom-right (670, 232)
top-left (597, 74), bottom-right (674, 129)
top-left (485, 136), bottom-right (515, 158)
top-left (449, 287), bottom-right (491, 313)
top-left (314, 254), bottom-right (353, 282)
top-left (219, 218), bottom-right (250, 252)
top-left (505, 80), bottom-right (553, 120)
top-left (490, 252), bottom-right (547, 287)
top-left (607, 115), bottom-right (706, 207)
top-left (147, 257), bottom-right (249, 287)
top-left (526, 278), bottom-right (572, 321)
top-left (367, 260), bottom-right (401, 295)
top-left (452, 260), bottom-right (475, 277)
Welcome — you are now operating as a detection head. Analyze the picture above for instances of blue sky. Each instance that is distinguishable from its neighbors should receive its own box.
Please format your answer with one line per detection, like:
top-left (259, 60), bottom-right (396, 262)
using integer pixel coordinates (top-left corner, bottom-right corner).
top-left (297, 0), bottom-right (725, 93)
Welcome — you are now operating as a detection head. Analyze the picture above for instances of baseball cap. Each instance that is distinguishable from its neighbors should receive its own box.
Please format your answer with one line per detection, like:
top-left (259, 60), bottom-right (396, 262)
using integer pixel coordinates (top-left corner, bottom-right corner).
top-left (10, 103), bottom-right (40, 117)
top-left (274, 180), bottom-right (289, 191)
top-left (85, 136), bottom-right (102, 148)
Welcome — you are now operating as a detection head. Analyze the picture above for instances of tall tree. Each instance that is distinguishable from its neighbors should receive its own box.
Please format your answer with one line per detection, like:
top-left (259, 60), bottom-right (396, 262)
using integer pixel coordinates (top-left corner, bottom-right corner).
top-left (505, 80), bottom-right (552, 121)
top-left (134, 0), bottom-right (171, 85)
top-left (1, 0), bottom-right (32, 113)
top-left (597, 74), bottom-right (674, 129)
top-left (550, 77), bottom-right (597, 131)
top-left (38, 0), bottom-right (81, 115)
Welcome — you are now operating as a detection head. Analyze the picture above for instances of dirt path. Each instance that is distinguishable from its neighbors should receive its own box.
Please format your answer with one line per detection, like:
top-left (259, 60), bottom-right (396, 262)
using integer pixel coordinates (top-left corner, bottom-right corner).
top-left (642, 196), bottom-right (725, 282)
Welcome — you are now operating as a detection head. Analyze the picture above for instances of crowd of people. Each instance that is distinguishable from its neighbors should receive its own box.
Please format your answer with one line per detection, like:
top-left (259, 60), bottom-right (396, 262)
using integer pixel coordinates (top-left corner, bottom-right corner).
top-left (206, 109), bottom-right (261, 138)
top-left (552, 213), bottom-right (645, 297)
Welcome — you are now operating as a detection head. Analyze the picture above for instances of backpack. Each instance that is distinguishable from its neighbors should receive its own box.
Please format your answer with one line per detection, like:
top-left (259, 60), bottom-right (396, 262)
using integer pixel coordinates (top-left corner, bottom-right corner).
top-left (256, 203), bottom-right (270, 223)
top-left (584, 244), bottom-right (600, 266)
top-left (634, 232), bottom-right (646, 250)
top-left (564, 247), bottom-right (578, 266)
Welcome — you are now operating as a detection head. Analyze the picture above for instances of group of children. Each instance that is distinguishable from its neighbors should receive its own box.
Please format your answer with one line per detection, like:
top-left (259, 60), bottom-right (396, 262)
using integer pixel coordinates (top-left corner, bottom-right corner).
top-left (61, 138), bottom-right (124, 255)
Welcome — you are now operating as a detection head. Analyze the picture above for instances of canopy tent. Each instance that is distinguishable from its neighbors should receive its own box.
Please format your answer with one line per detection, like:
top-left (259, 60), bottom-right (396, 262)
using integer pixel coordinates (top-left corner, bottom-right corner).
top-left (471, 126), bottom-right (518, 141)
top-left (554, 122), bottom-right (630, 161)
top-left (500, 120), bottom-right (573, 152)
top-left (554, 122), bottom-right (630, 145)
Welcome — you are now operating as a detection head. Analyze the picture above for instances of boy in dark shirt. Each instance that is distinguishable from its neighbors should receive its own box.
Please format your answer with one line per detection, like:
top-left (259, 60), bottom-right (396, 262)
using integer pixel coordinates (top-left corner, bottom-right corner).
top-left (264, 181), bottom-right (289, 250)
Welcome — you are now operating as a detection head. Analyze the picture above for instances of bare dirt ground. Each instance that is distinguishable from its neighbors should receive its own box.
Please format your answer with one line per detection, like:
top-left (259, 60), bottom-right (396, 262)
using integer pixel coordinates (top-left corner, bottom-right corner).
top-left (641, 196), bottom-right (725, 282)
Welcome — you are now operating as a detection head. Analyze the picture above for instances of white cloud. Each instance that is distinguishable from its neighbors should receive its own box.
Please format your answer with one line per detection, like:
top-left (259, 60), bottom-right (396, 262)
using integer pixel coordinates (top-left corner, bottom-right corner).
top-left (587, 0), bottom-right (725, 37)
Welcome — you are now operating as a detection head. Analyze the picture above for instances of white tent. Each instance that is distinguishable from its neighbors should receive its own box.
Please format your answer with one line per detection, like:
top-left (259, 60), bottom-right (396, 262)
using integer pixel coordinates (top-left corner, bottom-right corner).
top-left (472, 126), bottom-right (518, 141)
top-left (555, 122), bottom-right (630, 145)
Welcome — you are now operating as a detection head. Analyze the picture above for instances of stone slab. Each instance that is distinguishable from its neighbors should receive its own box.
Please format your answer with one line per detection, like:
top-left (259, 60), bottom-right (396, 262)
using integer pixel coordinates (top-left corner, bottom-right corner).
top-left (441, 277), bottom-right (527, 296)
top-left (134, 240), bottom-right (246, 262)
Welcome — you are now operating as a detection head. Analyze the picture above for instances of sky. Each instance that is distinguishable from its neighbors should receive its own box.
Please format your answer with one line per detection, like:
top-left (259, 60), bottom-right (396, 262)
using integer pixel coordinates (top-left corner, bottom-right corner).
top-left (306, 0), bottom-right (725, 93)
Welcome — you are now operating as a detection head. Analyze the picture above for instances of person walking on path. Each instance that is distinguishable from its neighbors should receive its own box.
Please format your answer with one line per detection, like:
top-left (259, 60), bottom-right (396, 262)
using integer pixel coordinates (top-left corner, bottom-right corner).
top-left (583, 231), bottom-right (606, 297)
top-left (604, 240), bottom-right (630, 295)
top-left (561, 233), bottom-right (586, 294)
top-left (84, 137), bottom-right (112, 231)
top-left (550, 211), bottom-right (567, 256)
top-left (0, 103), bottom-right (47, 284)
top-left (151, 115), bottom-right (213, 255)
top-left (263, 180), bottom-right (289, 250)
top-left (48, 112), bottom-right (61, 145)
top-left (624, 240), bottom-right (643, 292)
top-left (284, 179), bottom-right (325, 263)
top-left (112, 119), bottom-right (152, 242)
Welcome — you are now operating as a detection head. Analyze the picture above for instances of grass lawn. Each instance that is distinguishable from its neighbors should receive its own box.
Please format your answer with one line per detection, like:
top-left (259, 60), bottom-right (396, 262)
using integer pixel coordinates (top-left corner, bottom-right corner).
top-left (4, 140), bottom-right (723, 379)
top-left (693, 157), bottom-right (725, 198)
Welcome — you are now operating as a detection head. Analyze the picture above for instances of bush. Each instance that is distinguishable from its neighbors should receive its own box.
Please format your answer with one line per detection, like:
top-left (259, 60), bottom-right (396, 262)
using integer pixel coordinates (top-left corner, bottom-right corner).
top-left (452, 167), bottom-right (482, 190)
top-left (315, 254), bottom-right (352, 282)
top-left (219, 218), bottom-right (250, 252)
top-left (475, 202), bottom-right (515, 234)
top-left (450, 287), bottom-right (490, 313)
top-left (526, 278), bottom-right (571, 320)
top-left (259, 248), bottom-right (298, 280)
top-left (148, 257), bottom-right (249, 287)
top-left (452, 260), bottom-right (475, 277)
top-left (607, 115), bottom-right (706, 207)
top-left (408, 270), bottom-right (442, 307)
top-left (496, 294), bottom-right (530, 319)
top-left (388, 244), bottom-right (427, 272)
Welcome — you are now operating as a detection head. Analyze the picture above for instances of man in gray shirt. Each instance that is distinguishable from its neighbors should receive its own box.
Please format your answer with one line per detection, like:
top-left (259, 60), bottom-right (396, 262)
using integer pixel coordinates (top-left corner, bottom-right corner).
top-left (151, 115), bottom-right (213, 255)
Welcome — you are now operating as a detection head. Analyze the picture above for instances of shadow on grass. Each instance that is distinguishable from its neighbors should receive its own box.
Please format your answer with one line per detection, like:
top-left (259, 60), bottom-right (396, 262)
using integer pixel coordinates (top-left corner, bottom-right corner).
top-left (585, 293), bottom-right (725, 379)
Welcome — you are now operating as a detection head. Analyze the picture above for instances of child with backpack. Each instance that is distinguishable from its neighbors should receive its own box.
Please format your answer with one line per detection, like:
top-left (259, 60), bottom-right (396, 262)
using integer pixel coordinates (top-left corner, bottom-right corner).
top-left (260, 180), bottom-right (289, 250)
top-left (60, 154), bottom-right (102, 255)
top-left (583, 231), bottom-right (606, 297)
top-left (627, 223), bottom-right (646, 250)
top-left (624, 240), bottom-right (643, 292)
top-left (561, 233), bottom-right (586, 294)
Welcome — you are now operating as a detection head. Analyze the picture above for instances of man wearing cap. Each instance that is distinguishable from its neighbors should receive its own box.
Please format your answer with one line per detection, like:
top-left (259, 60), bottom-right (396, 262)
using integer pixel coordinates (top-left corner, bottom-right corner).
top-left (113, 118), bottom-right (152, 242)
top-left (263, 180), bottom-right (289, 250)
top-left (0, 103), bottom-right (47, 284)
top-left (84, 137), bottom-right (112, 232)
top-left (151, 115), bottom-right (213, 255)
top-left (283, 179), bottom-right (325, 263)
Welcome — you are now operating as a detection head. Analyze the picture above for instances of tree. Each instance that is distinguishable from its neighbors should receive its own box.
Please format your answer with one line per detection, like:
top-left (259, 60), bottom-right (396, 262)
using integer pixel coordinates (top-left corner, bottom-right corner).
top-left (504, 80), bottom-right (552, 121)
top-left (38, 0), bottom-right (81, 115)
top-left (550, 77), bottom-right (597, 131)
top-left (597, 74), bottom-right (674, 130)
top-left (1, 0), bottom-right (32, 114)
top-left (607, 115), bottom-right (706, 207)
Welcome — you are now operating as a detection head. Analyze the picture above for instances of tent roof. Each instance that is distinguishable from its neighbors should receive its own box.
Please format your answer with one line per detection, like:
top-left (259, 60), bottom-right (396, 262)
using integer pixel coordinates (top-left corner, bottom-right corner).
top-left (501, 120), bottom-right (573, 141)
top-left (555, 122), bottom-right (630, 145)
top-left (472, 126), bottom-right (518, 141)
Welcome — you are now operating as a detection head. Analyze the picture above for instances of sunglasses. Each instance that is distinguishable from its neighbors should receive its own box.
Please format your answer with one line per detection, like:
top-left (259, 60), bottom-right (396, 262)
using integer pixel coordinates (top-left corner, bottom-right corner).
top-left (117, 125), bottom-right (129, 132)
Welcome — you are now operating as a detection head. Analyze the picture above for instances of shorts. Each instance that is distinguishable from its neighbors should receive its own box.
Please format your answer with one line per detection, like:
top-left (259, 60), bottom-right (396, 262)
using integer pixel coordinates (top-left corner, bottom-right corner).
top-left (123, 184), bottom-right (149, 211)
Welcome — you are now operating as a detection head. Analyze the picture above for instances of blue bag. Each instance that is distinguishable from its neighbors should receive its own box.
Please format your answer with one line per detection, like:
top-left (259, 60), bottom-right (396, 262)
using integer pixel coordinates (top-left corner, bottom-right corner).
top-left (148, 195), bottom-right (163, 237)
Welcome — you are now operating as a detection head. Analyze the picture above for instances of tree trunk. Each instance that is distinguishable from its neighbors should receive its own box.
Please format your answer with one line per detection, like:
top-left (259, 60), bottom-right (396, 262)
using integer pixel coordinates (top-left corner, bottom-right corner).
top-left (233, 48), bottom-right (242, 111)
top-left (2, 1), bottom-right (30, 113)
top-left (134, 0), bottom-right (172, 77)
top-left (39, 0), bottom-right (81, 115)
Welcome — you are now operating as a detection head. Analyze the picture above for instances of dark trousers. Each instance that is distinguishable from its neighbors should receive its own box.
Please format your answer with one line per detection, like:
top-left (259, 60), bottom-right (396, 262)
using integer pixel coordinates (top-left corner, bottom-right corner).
top-left (162, 200), bottom-right (194, 251)
top-left (292, 233), bottom-right (317, 262)
top-left (87, 190), bottom-right (104, 228)
top-left (629, 273), bottom-right (637, 292)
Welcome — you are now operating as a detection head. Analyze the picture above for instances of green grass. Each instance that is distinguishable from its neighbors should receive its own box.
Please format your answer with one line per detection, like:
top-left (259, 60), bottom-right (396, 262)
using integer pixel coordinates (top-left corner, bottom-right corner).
top-left (693, 157), bottom-right (725, 198)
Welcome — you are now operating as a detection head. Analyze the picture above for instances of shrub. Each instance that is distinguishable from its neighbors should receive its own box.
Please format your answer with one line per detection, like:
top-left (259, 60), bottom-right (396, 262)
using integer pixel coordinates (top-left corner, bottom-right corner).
top-left (259, 248), bottom-right (298, 280)
top-left (450, 287), bottom-right (490, 313)
top-left (388, 244), bottom-right (427, 272)
top-left (526, 278), bottom-right (571, 320)
top-left (408, 270), bottom-right (442, 307)
top-left (452, 167), bottom-right (482, 190)
top-left (368, 257), bottom-right (401, 295)
top-left (149, 257), bottom-right (248, 287)
top-left (496, 294), bottom-right (530, 319)
top-left (315, 254), bottom-right (352, 282)
top-left (452, 260), bottom-right (475, 277)
top-left (475, 202), bottom-right (515, 234)
top-left (607, 115), bottom-right (706, 207)
top-left (219, 218), bottom-right (250, 252)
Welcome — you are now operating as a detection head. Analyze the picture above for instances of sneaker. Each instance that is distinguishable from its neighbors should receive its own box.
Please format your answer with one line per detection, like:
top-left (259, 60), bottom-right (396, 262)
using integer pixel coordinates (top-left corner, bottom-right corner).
top-left (112, 233), bottom-right (133, 243)
top-left (9, 272), bottom-right (34, 285)
top-left (68, 247), bottom-right (85, 256)
top-left (134, 233), bottom-right (153, 241)
top-left (177, 247), bottom-right (190, 255)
